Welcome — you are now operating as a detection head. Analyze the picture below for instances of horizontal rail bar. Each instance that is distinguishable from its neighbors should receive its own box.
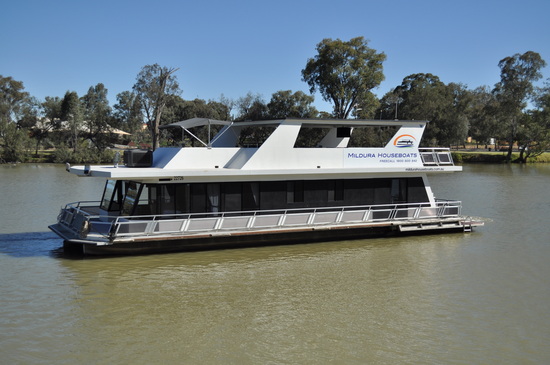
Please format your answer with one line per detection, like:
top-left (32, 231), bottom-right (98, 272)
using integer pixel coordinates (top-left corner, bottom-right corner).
top-left (56, 200), bottom-right (463, 241)
top-left (419, 148), bottom-right (455, 166)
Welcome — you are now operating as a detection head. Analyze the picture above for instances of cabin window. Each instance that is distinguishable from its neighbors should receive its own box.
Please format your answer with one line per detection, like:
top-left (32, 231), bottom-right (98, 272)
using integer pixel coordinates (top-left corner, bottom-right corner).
top-left (190, 184), bottom-right (206, 213)
top-left (121, 182), bottom-right (143, 216)
top-left (100, 180), bottom-right (126, 211)
top-left (100, 180), bottom-right (117, 210)
top-left (328, 180), bottom-right (344, 202)
top-left (287, 181), bottom-right (304, 203)
top-left (159, 185), bottom-right (176, 214)
top-left (175, 184), bottom-right (190, 213)
top-left (407, 177), bottom-right (429, 203)
top-left (242, 183), bottom-right (260, 211)
top-left (391, 179), bottom-right (408, 204)
top-left (146, 184), bottom-right (188, 215)
top-left (207, 184), bottom-right (221, 213)
top-left (223, 183), bottom-right (242, 212)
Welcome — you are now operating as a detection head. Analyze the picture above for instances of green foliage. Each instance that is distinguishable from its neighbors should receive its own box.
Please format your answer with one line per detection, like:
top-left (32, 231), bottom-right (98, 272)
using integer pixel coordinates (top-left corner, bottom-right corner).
top-left (0, 75), bottom-right (34, 124)
top-left (235, 93), bottom-right (268, 121)
top-left (380, 74), bottom-right (478, 147)
top-left (81, 83), bottom-right (112, 150)
top-left (267, 90), bottom-right (318, 119)
top-left (493, 51), bottom-right (547, 161)
top-left (0, 119), bottom-right (33, 162)
top-left (113, 91), bottom-right (144, 134)
top-left (450, 152), bottom-right (463, 164)
top-left (302, 37), bottom-right (386, 119)
top-left (52, 143), bottom-right (116, 164)
top-left (133, 64), bottom-right (180, 150)
top-left (60, 91), bottom-right (84, 151)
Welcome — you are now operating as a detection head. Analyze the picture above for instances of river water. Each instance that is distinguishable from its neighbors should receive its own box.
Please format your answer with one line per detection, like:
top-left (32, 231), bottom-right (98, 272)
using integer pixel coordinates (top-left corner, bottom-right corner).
top-left (1, 163), bottom-right (549, 364)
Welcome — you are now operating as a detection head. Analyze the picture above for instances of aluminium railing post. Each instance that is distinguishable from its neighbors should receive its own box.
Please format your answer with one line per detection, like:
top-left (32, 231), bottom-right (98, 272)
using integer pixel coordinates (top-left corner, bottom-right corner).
top-left (307, 209), bottom-right (316, 225)
top-left (277, 211), bottom-right (286, 227)
top-left (336, 208), bottom-right (344, 224)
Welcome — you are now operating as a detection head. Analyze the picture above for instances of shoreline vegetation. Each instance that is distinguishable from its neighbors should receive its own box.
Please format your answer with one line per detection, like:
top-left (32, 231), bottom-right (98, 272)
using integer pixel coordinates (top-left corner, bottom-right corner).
top-left (452, 150), bottom-right (550, 164)
top-left (3, 148), bottom-right (549, 165)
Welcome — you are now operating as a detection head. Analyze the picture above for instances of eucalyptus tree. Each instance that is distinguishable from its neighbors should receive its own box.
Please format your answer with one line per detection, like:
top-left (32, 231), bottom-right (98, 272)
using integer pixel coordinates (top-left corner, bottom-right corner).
top-left (441, 82), bottom-right (472, 148)
top-left (113, 91), bottom-right (143, 134)
top-left (162, 96), bottom-right (231, 123)
top-left (516, 81), bottom-right (550, 162)
top-left (301, 37), bottom-right (386, 119)
top-left (133, 64), bottom-right (180, 150)
top-left (81, 83), bottom-right (112, 150)
top-left (267, 90), bottom-right (318, 119)
top-left (392, 73), bottom-right (449, 145)
top-left (35, 96), bottom-right (63, 153)
top-left (389, 74), bottom-right (472, 147)
top-left (0, 75), bottom-right (38, 161)
top-left (0, 75), bottom-right (32, 124)
top-left (350, 91), bottom-right (379, 119)
top-left (60, 91), bottom-right (83, 152)
top-left (235, 92), bottom-right (268, 121)
top-left (492, 51), bottom-right (546, 161)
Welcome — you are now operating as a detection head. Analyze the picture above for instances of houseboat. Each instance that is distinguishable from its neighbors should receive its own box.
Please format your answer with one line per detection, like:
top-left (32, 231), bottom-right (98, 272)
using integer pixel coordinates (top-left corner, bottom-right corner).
top-left (49, 118), bottom-right (483, 255)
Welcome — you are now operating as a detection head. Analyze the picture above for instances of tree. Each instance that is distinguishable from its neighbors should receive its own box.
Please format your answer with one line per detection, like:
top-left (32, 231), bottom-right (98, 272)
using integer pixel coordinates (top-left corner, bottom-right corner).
top-left (60, 91), bottom-right (83, 152)
top-left (133, 64), bottom-right (180, 150)
top-left (350, 91), bottom-right (379, 119)
top-left (235, 92), bottom-right (268, 121)
top-left (439, 82), bottom-right (471, 147)
top-left (493, 51), bottom-right (547, 161)
top-left (516, 81), bottom-right (550, 162)
top-left (162, 96), bottom-right (231, 123)
top-left (113, 91), bottom-right (144, 134)
top-left (32, 96), bottom-right (63, 154)
top-left (81, 83), bottom-right (112, 150)
top-left (267, 90), bottom-right (318, 119)
top-left (301, 37), bottom-right (386, 119)
top-left (387, 74), bottom-right (471, 147)
top-left (0, 75), bottom-right (36, 162)
top-left (468, 86), bottom-right (499, 148)
top-left (218, 94), bottom-right (235, 121)
top-left (0, 75), bottom-right (32, 124)
top-left (391, 73), bottom-right (448, 145)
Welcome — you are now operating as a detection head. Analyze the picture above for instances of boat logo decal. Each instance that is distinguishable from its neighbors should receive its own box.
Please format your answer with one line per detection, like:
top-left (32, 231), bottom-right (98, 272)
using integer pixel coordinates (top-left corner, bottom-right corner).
top-left (394, 134), bottom-right (416, 148)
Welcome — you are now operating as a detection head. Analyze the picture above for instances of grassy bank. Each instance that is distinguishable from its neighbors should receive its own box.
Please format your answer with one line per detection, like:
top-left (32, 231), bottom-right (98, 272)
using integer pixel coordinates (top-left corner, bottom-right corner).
top-left (452, 151), bottom-right (550, 164)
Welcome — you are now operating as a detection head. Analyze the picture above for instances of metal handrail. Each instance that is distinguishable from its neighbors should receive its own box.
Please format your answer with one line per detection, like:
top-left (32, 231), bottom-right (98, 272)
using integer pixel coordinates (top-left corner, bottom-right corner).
top-left (419, 148), bottom-right (455, 166)
top-left (56, 200), bottom-right (462, 241)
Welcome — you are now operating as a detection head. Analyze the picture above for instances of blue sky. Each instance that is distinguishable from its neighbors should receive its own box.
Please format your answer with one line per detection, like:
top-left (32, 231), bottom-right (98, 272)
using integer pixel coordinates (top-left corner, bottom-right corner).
top-left (2, 0), bottom-right (549, 114)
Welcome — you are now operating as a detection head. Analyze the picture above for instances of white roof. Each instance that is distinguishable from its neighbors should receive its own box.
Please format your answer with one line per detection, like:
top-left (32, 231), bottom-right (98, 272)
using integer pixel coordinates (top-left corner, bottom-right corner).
top-left (69, 118), bottom-right (460, 180)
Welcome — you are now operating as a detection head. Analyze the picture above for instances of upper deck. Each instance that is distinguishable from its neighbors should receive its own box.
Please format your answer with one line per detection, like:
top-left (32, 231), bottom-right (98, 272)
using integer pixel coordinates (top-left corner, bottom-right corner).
top-left (68, 118), bottom-right (461, 181)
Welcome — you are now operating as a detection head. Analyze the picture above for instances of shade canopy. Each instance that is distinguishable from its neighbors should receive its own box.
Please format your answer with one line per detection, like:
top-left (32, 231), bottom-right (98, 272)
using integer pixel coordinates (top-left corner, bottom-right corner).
top-left (159, 118), bottom-right (232, 147)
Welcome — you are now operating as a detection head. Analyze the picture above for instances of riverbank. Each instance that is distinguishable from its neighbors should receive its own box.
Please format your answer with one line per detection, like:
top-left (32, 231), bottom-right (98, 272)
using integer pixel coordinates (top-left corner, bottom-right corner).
top-left (4, 149), bottom-right (550, 165)
top-left (451, 151), bottom-right (550, 163)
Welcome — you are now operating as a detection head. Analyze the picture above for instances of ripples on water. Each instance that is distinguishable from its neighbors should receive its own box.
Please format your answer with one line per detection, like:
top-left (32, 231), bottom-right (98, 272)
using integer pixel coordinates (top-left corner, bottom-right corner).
top-left (1, 164), bottom-right (550, 364)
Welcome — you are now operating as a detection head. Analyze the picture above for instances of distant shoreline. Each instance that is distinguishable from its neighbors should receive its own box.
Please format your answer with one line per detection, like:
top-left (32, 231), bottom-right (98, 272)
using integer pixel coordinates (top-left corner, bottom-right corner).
top-left (452, 151), bottom-right (550, 164)
top-left (2, 150), bottom-right (548, 165)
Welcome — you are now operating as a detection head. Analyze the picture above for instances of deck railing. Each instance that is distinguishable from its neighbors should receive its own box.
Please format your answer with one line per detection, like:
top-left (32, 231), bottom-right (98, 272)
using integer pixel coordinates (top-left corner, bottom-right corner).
top-left (419, 148), bottom-right (455, 166)
top-left (57, 200), bottom-right (462, 242)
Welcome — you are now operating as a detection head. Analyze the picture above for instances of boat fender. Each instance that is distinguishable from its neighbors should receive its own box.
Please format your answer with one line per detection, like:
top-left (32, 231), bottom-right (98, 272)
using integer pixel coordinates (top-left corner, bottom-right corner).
top-left (80, 220), bottom-right (90, 238)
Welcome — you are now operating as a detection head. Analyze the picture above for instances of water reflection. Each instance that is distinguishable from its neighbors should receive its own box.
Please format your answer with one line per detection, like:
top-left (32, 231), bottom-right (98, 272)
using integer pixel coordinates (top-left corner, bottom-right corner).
top-left (0, 232), bottom-right (63, 258)
top-left (52, 234), bottom-right (469, 364)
